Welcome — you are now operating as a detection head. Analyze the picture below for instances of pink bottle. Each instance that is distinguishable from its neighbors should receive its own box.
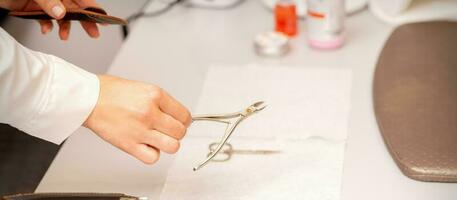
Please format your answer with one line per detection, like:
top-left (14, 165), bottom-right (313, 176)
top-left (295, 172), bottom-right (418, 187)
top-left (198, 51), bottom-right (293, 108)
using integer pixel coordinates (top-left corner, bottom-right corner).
top-left (306, 0), bottom-right (345, 50)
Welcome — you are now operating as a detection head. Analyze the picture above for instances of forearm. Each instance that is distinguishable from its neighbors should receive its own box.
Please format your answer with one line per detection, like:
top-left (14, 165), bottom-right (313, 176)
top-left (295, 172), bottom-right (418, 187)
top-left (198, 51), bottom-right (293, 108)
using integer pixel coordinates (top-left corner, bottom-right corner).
top-left (0, 27), bottom-right (99, 144)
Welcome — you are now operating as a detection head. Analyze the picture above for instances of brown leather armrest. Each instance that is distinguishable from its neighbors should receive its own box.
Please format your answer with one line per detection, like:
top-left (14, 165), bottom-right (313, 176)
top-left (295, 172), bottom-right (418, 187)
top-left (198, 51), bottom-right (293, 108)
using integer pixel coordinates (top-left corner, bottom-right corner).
top-left (373, 21), bottom-right (457, 182)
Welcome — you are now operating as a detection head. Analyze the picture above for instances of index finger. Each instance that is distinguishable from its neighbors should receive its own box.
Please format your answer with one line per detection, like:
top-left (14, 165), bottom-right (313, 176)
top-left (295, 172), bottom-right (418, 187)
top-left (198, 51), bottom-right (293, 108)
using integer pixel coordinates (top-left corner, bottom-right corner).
top-left (159, 91), bottom-right (192, 127)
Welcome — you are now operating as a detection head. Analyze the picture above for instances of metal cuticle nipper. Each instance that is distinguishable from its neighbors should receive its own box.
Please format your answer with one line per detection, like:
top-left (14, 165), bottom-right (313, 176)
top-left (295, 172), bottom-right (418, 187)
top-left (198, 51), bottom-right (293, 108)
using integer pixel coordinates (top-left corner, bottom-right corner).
top-left (191, 101), bottom-right (267, 171)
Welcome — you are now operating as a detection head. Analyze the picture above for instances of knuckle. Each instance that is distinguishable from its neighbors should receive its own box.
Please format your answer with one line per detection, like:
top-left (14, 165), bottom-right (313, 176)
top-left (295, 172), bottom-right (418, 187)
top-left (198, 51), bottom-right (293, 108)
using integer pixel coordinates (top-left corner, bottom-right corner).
top-left (149, 86), bottom-right (164, 102)
top-left (136, 111), bottom-right (148, 122)
top-left (118, 141), bottom-right (133, 152)
top-left (138, 108), bottom-right (160, 129)
top-left (175, 123), bottom-right (187, 139)
top-left (139, 111), bottom-right (155, 127)
top-left (183, 111), bottom-right (192, 126)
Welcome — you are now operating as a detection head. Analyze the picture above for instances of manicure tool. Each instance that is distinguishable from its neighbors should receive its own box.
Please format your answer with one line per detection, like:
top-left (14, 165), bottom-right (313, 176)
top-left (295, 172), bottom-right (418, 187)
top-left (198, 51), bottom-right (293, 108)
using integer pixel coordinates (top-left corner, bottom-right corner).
top-left (191, 101), bottom-right (267, 171)
top-left (207, 142), bottom-right (281, 162)
top-left (6, 7), bottom-right (127, 25)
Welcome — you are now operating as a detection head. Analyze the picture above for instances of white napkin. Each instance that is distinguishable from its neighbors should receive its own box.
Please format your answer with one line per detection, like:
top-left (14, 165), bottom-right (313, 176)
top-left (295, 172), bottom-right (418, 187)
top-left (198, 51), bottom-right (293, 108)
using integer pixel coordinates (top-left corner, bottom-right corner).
top-left (159, 64), bottom-right (353, 200)
top-left (160, 137), bottom-right (345, 200)
top-left (190, 64), bottom-right (353, 140)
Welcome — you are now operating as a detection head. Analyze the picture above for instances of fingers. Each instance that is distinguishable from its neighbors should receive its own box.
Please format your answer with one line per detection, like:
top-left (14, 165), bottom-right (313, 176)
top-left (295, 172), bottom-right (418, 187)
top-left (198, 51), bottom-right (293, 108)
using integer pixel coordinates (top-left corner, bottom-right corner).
top-left (131, 144), bottom-right (161, 165)
top-left (38, 20), bottom-right (53, 34)
top-left (150, 111), bottom-right (186, 140)
top-left (34, 0), bottom-right (66, 19)
top-left (75, 0), bottom-right (105, 38)
top-left (123, 129), bottom-right (179, 165)
top-left (38, 20), bottom-right (98, 40)
top-left (34, 0), bottom-right (103, 39)
top-left (57, 20), bottom-right (71, 40)
top-left (80, 21), bottom-right (100, 38)
top-left (142, 130), bottom-right (180, 154)
top-left (159, 91), bottom-right (192, 127)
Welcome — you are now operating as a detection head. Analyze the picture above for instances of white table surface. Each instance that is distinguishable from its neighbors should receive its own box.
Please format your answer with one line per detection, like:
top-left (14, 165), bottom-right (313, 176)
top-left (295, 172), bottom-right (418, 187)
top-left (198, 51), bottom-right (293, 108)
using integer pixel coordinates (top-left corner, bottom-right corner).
top-left (36, 1), bottom-right (457, 199)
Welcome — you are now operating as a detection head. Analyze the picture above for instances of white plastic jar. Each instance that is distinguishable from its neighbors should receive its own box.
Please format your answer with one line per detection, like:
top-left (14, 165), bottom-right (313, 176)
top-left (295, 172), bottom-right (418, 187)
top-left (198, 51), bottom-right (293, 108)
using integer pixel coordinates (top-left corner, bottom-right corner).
top-left (306, 0), bottom-right (345, 50)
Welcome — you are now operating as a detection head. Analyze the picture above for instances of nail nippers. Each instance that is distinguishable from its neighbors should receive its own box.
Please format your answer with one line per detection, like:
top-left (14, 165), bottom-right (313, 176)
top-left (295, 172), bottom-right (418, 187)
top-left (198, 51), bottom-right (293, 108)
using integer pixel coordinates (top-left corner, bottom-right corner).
top-left (191, 101), bottom-right (267, 171)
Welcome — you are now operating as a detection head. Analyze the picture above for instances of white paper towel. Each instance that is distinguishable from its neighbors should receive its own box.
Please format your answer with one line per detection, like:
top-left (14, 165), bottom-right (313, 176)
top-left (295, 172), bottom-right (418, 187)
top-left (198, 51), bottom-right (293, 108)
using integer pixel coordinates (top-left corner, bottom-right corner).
top-left (189, 64), bottom-right (352, 140)
top-left (160, 137), bottom-right (345, 200)
top-left (159, 64), bottom-right (353, 200)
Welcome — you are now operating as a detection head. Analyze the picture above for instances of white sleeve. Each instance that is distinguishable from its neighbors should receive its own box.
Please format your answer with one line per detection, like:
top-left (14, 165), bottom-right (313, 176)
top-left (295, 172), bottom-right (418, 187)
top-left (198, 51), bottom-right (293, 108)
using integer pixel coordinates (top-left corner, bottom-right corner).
top-left (0, 27), bottom-right (100, 144)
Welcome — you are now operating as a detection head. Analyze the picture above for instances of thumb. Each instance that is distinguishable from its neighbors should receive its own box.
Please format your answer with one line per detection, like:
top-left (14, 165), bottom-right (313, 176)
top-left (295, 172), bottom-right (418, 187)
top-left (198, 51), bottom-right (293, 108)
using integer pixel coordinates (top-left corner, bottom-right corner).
top-left (34, 0), bottom-right (66, 19)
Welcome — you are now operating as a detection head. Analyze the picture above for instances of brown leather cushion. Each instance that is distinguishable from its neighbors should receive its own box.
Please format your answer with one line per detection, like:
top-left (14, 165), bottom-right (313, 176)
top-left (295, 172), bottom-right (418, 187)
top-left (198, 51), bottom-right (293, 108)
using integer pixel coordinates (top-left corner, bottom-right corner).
top-left (373, 21), bottom-right (457, 182)
top-left (8, 7), bottom-right (126, 25)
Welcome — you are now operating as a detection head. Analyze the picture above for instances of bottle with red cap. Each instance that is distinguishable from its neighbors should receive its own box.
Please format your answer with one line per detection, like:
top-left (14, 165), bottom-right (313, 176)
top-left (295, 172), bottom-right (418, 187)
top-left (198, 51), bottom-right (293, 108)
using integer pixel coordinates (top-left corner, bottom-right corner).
top-left (275, 0), bottom-right (297, 37)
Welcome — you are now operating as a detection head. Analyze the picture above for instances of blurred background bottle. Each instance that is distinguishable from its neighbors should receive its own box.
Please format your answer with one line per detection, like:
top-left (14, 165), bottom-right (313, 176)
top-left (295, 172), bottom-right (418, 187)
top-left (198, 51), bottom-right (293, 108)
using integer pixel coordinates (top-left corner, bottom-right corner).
top-left (306, 0), bottom-right (345, 50)
top-left (275, 0), bottom-right (298, 37)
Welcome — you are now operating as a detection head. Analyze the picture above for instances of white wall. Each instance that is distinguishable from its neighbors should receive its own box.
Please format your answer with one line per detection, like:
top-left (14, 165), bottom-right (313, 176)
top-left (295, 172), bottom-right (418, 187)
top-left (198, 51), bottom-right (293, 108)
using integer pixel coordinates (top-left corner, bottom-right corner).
top-left (2, 0), bottom-right (147, 74)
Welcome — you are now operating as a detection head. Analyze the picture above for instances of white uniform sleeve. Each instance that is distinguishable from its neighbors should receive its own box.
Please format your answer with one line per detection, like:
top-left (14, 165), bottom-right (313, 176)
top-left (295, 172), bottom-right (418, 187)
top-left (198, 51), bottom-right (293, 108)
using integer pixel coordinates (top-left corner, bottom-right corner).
top-left (0, 27), bottom-right (100, 144)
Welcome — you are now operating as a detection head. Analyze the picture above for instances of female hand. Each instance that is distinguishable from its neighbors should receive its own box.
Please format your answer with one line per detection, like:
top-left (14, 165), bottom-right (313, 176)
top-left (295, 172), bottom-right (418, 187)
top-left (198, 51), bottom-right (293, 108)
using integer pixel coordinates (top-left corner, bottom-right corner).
top-left (84, 75), bottom-right (192, 164)
top-left (0, 0), bottom-right (102, 40)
